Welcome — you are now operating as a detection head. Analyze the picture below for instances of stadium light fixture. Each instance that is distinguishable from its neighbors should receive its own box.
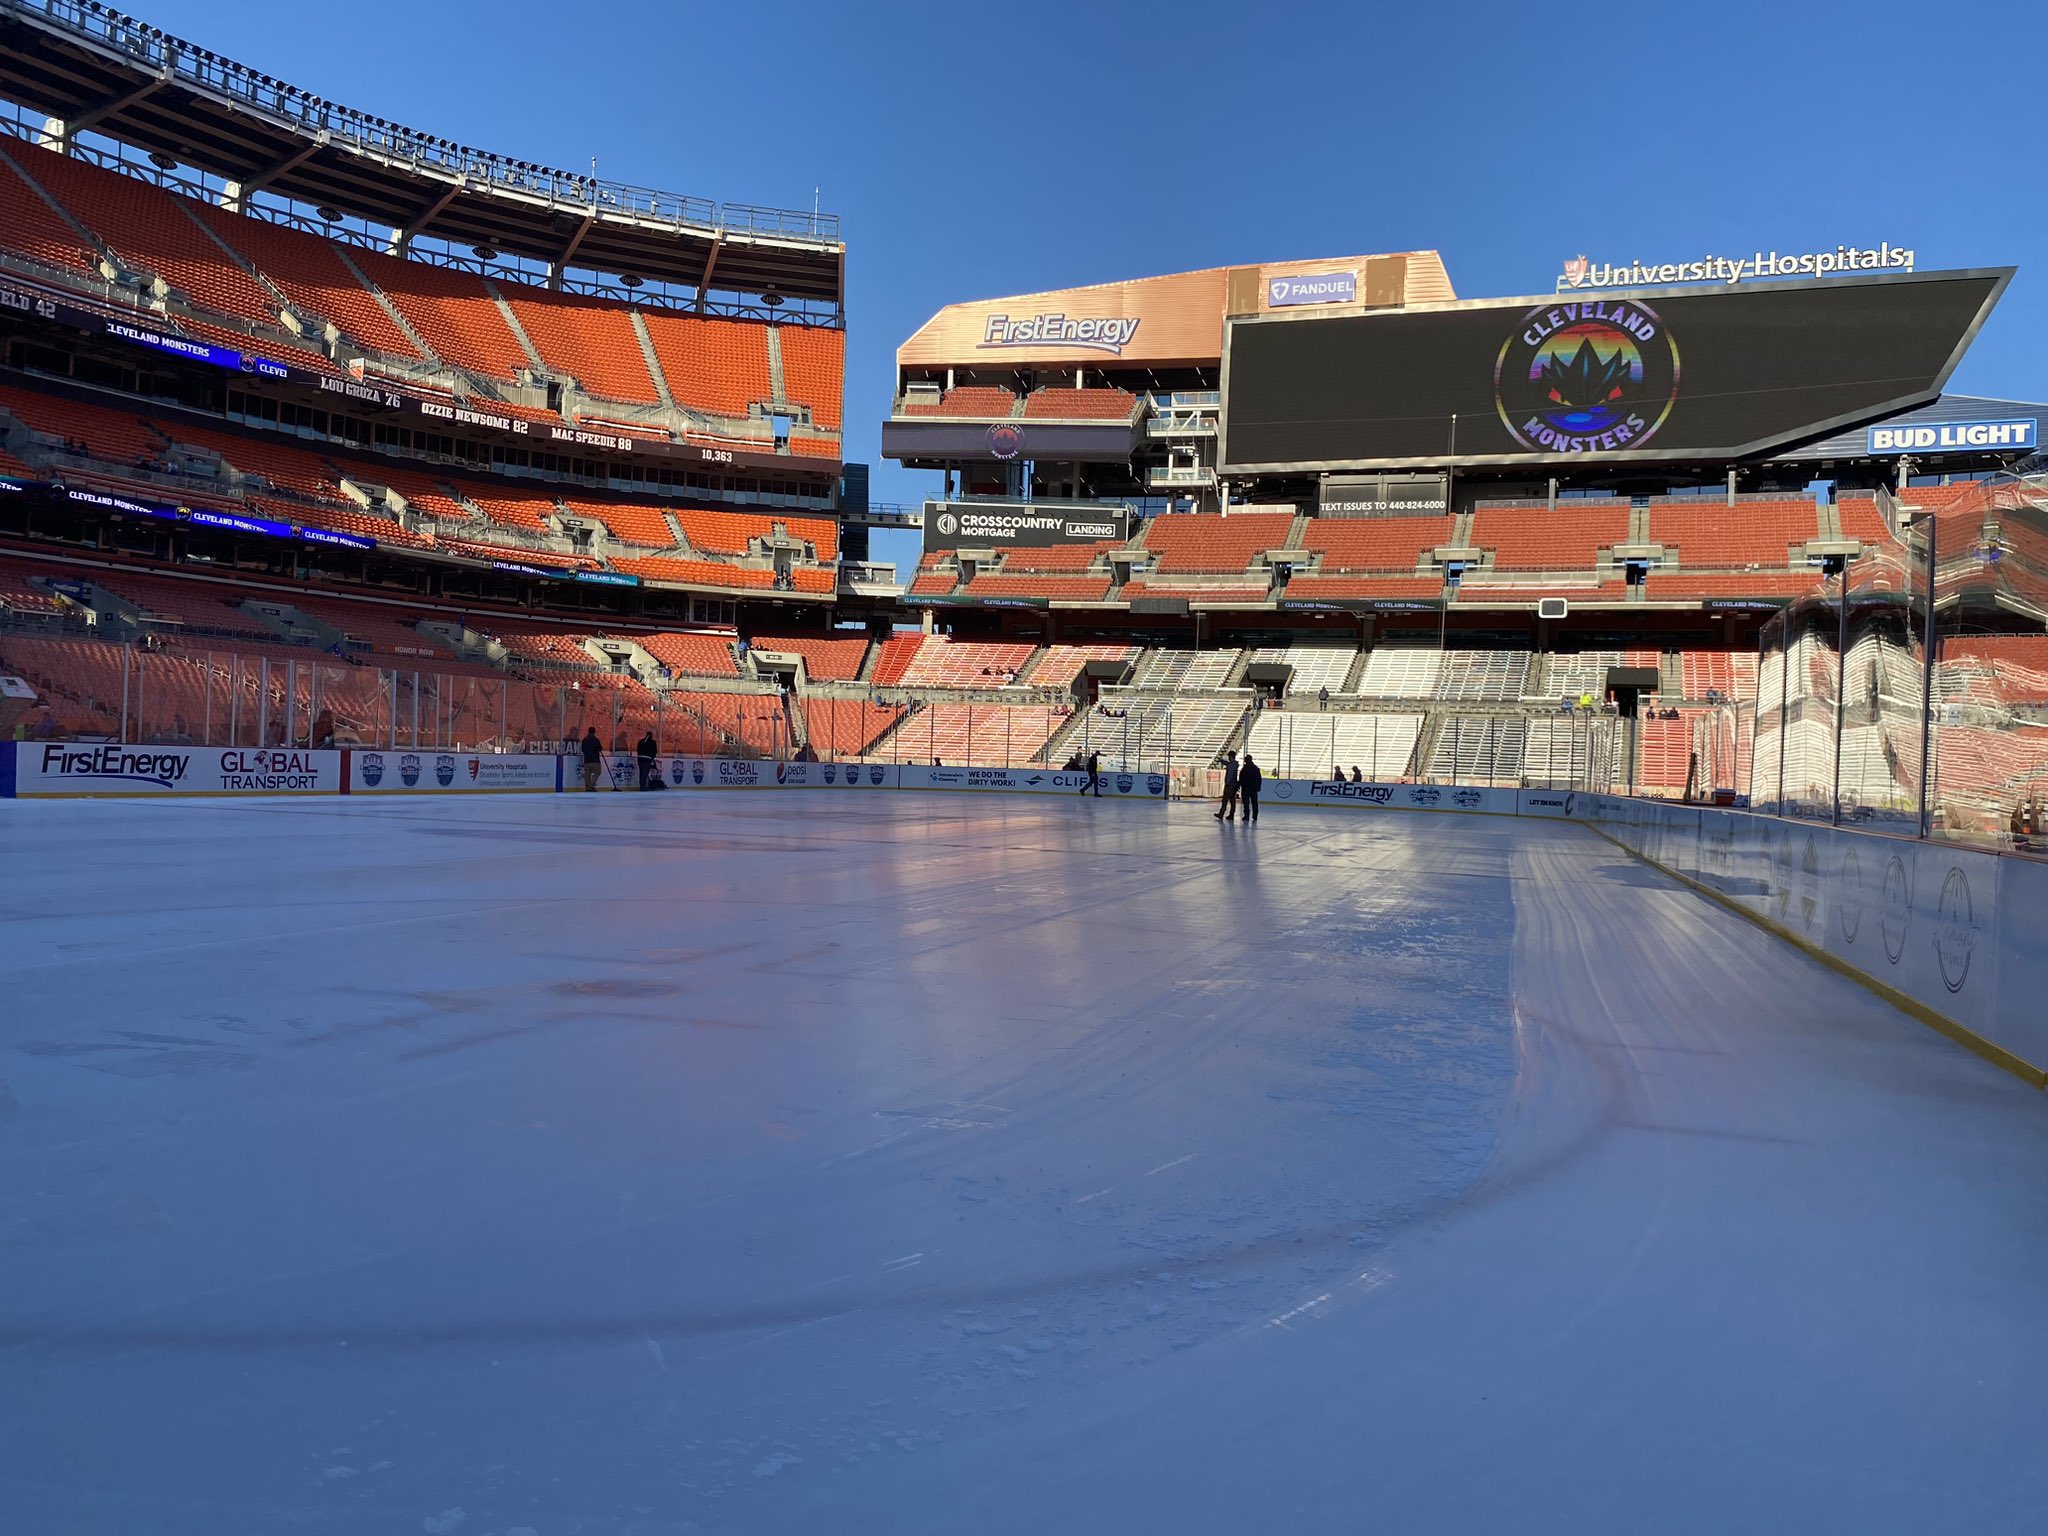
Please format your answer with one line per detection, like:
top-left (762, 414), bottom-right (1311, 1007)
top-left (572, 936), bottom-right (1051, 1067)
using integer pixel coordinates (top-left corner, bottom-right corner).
top-left (472, 245), bottom-right (497, 261)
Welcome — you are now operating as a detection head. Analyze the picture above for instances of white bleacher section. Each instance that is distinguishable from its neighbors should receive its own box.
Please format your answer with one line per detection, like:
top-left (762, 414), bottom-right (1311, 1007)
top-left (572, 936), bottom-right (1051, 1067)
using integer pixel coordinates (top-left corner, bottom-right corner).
top-left (1127, 648), bottom-right (1242, 691)
top-left (1428, 716), bottom-right (1528, 782)
top-left (1249, 645), bottom-right (1356, 698)
top-left (1356, 647), bottom-right (1442, 699)
top-left (1541, 652), bottom-right (1618, 699)
top-left (1081, 693), bottom-right (1251, 772)
top-left (1435, 650), bottom-right (1532, 702)
top-left (1522, 715), bottom-right (1608, 787)
top-left (885, 702), bottom-right (1067, 767)
top-left (1246, 712), bottom-right (1424, 780)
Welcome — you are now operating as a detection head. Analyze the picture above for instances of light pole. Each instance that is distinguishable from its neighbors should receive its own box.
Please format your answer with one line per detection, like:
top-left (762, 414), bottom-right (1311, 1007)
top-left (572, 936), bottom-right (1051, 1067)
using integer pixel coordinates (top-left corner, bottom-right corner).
top-left (1898, 504), bottom-right (1935, 837)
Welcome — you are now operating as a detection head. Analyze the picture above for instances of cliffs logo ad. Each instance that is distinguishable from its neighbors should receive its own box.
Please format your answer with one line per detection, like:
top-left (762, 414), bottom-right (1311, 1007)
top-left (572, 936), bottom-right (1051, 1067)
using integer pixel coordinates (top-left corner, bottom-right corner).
top-left (692, 760), bottom-right (707, 784)
top-left (434, 754), bottom-right (456, 787)
top-left (823, 763), bottom-right (839, 784)
top-left (869, 766), bottom-right (886, 786)
top-left (399, 753), bottom-right (422, 787)
top-left (1496, 299), bottom-right (1680, 454)
top-left (359, 751), bottom-right (385, 788)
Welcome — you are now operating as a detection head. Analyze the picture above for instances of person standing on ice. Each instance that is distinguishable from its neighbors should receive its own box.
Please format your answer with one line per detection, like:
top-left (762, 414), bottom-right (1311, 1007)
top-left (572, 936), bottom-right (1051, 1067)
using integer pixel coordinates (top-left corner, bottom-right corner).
top-left (580, 726), bottom-right (603, 792)
top-left (1216, 751), bottom-right (1242, 820)
top-left (1083, 749), bottom-right (1101, 796)
top-left (636, 729), bottom-right (659, 789)
top-left (1239, 752), bottom-right (1264, 822)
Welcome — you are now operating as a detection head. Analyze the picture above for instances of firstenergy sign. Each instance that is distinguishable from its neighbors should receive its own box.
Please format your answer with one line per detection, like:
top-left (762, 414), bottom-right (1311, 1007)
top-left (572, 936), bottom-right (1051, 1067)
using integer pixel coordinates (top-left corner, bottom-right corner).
top-left (979, 313), bottom-right (1141, 355)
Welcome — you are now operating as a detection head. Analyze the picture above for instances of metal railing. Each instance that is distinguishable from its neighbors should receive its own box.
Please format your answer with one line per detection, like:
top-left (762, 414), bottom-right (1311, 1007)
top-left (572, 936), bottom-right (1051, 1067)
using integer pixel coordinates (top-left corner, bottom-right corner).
top-left (2, 0), bottom-right (839, 244)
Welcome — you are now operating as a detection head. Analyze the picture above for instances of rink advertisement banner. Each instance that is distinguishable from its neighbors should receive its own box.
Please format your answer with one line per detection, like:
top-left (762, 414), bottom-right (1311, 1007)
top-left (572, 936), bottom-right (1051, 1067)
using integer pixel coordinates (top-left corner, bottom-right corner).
top-left (345, 751), bottom-right (561, 794)
top-left (898, 765), bottom-right (1167, 798)
top-left (1265, 779), bottom-right (1519, 816)
top-left (660, 757), bottom-right (901, 790)
top-left (4, 743), bottom-right (341, 796)
top-left (1574, 795), bottom-right (2044, 1079)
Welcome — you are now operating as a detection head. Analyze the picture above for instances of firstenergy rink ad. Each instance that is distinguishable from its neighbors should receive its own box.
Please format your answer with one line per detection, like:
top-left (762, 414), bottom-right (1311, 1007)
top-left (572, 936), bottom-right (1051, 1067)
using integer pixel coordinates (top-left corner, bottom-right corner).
top-left (5, 743), bottom-right (340, 796)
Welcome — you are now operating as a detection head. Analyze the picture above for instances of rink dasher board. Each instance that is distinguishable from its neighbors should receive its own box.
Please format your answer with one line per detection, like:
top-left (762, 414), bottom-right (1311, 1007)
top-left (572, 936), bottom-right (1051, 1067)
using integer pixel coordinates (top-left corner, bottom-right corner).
top-left (1263, 779), bottom-right (1524, 817)
top-left (346, 750), bottom-right (562, 794)
top-left (2, 743), bottom-right (341, 797)
top-left (1574, 792), bottom-right (2048, 1083)
top-left (649, 760), bottom-right (1167, 797)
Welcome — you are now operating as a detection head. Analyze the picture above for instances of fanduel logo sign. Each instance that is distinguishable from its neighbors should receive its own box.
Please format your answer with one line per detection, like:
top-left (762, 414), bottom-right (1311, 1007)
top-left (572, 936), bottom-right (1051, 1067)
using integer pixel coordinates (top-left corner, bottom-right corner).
top-left (1558, 243), bottom-right (1914, 291)
top-left (1267, 271), bottom-right (1356, 307)
top-left (980, 313), bottom-right (1141, 355)
top-left (1867, 418), bottom-right (2036, 454)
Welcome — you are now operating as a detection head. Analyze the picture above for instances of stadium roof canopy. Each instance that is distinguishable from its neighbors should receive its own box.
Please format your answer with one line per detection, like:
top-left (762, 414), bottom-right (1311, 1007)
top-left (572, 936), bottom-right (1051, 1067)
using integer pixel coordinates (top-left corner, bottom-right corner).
top-left (0, 0), bottom-right (843, 306)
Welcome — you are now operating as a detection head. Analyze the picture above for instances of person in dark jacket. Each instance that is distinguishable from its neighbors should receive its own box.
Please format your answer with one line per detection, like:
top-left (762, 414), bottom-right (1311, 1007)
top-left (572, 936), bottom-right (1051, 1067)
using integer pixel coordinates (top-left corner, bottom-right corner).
top-left (1215, 751), bottom-right (1242, 820)
top-left (1082, 750), bottom-right (1101, 796)
top-left (580, 727), bottom-right (603, 792)
top-left (636, 729), bottom-right (659, 789)
top-left (1239, 753), bottom-right (1264, 822)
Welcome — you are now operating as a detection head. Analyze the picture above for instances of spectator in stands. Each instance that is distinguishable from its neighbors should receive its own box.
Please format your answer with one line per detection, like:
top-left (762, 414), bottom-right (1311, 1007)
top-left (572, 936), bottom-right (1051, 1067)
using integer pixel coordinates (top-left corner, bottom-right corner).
top-left (1063, 751), bottom-right (1084, 771)
top-left (1351, 766), bottom-right (1364, 782)
top-left (1216, 751), bottom-right (1241, 820)
top-left (579, 727), bottom-right (603, 791)
top-left (1318, 686), bottom-right (1330, 711)
top-left (1330, 764), bottom-right (1347, 784)
top-left (794, 741), bottom-right (817, 762)
top-left (636, 729), bottom-right (659, 790)
top-left (310, 708), bottom-right (335, 750)
top-left (1239, 753), bottom-right (1264, 822)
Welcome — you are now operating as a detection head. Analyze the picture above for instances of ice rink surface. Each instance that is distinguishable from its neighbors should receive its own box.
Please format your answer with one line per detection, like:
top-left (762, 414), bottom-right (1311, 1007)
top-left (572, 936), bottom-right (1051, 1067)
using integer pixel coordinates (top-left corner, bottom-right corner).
top-left (3, 790), bottom-right (2047, 1535)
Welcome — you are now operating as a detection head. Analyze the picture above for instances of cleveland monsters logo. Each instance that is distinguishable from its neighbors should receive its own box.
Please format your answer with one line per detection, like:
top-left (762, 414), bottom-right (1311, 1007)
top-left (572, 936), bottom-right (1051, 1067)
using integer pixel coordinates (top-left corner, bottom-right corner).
top-left (986, 423), bottom-right (1024, 461)
top-left (1496, 298), bottom-right (1680, 454)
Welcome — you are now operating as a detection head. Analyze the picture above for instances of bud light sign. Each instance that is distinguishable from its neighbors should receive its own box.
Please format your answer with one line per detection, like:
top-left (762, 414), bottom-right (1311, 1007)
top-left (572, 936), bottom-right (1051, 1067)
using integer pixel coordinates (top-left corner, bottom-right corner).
top-left (1865, 418), bottom-right (2035, 455)
top-left (1267, 271), bottom-right (1357, 308)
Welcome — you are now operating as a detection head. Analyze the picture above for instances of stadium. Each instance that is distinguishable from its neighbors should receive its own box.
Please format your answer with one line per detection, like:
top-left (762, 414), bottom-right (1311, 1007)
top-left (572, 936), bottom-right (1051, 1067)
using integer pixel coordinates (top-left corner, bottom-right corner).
top-left (4, 3), bottom-right (2048, 1533)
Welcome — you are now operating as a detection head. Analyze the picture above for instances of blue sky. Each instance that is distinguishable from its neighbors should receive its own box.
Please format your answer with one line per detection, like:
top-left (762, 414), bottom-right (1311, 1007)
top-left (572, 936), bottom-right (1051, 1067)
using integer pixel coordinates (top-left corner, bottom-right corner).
top-left (133, 0), bottom-right (2041, 578)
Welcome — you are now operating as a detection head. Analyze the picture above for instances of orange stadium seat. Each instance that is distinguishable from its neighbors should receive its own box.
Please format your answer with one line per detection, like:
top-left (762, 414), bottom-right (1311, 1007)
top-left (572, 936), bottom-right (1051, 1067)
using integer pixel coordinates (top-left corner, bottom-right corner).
top-left (1302, 516), bottom-right (1454, 571)
top-left (895, 637), bottom-right (1038, 688)
top-left (0, 148), bottom-right (102, 275)
top-left (898, 386), bottom-right (1015, 418)
top-left (461, 488), bottom-right (558, 533)
top-left (346, 249), bottom-right (532, 378)
top-left (1646, 497), bottom-right (1817, 567)
top-left (748, 633), bottom-right (869, 681)
top-left (999, 542), bottom-right (1116, 572)
top-left (14, 142), bottom-right (283, 327)
top-left (1469, 503), bottom-right (1630, 571)
top-left (559, 496), bottom-right (675, 548)
top-left (610, 554), bottom-right (776, 589)
top-left (636, 632), bottom-right (740, 678)
top-left (0, 381), bottom-right (169, 467)
top-left (776, 325), bottom-right (845, 429)
top-left (1022, 388), bottom-right (1137, 419)
top-left (1284, 574), bottom-right (1447, 600)
top-left (1122, 579), bottom-right (1273, 604)
top-left (674, 507), bottom-right (837, 560)
top-left (185, 203), bottom-right (424, 360)
top-left (1143, 513), bottom-right (1294, 574)
top-left (639, 310), bottom-right (771, 417)
top-left (964, 574), bottom-right (1110, 602)
top-left (500, 286), bottom-right (661, 404)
